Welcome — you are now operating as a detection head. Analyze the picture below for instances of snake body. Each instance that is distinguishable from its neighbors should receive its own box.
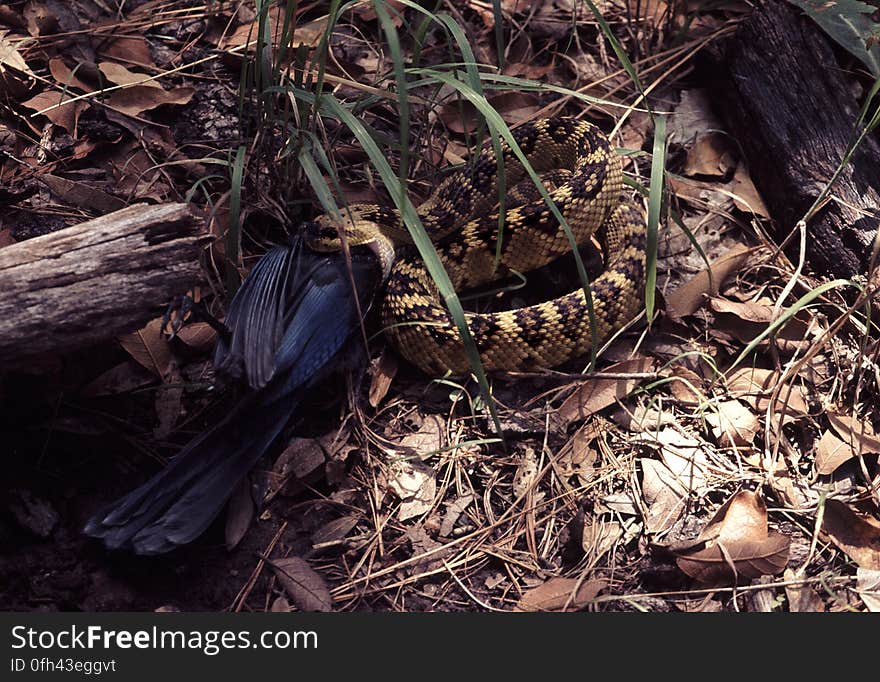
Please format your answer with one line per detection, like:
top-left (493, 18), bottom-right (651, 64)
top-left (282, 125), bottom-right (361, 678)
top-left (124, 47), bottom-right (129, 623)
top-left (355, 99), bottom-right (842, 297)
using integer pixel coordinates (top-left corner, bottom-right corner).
top-left (309, 117), bottom-right (646, 375)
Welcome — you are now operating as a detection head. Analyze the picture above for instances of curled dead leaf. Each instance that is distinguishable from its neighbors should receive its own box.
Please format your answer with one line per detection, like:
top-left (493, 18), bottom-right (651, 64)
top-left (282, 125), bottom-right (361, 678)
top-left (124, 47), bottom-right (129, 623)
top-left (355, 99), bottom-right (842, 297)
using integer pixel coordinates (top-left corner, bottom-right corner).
top-left (731, 162), bottom-right (769, 217)
top-left (669, 489), bottom-right (790, 585)
top-left (399, 414), bottom-right (445, 458)
top-left (40, 174), bottom-right (126, 213)
top-left (640, 458), bottom-right (687, 533)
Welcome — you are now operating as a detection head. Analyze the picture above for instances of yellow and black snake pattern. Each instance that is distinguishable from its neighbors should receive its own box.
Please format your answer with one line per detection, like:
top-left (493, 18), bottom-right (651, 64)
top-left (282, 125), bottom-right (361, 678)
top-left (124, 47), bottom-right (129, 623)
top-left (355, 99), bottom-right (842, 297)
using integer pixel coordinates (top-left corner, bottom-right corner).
top-left (308, 117), bottom-right (647, 375)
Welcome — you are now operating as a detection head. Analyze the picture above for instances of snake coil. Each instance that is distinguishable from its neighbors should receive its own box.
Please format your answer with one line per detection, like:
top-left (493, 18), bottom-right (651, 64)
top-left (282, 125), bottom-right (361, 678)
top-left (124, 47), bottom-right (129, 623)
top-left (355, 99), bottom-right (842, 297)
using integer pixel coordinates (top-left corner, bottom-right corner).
top-left (308, 117), bottom-right (647, 375)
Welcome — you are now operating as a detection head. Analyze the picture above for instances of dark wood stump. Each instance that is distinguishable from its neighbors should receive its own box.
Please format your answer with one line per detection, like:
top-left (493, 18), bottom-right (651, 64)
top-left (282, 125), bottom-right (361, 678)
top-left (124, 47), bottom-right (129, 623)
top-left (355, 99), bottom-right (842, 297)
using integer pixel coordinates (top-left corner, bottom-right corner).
top-left (707, 0), bottom-right (880, 277)
top-left (0, 203), bottom-right (209, 363)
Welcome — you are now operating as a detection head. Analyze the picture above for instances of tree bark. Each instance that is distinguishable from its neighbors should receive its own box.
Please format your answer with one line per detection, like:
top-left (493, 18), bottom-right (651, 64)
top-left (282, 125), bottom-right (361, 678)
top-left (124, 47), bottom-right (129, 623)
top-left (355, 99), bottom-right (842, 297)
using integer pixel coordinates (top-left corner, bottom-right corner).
top-left (707, 0), bottom-right (880, 277)
top-left (0, 203), bottom-right (209, 363)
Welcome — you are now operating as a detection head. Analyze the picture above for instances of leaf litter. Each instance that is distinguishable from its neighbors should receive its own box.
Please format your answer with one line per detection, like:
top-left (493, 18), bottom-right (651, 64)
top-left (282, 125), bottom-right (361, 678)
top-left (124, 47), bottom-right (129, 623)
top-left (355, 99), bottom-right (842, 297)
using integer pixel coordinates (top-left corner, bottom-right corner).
top-left (0, 0), bottom-right (877, 613)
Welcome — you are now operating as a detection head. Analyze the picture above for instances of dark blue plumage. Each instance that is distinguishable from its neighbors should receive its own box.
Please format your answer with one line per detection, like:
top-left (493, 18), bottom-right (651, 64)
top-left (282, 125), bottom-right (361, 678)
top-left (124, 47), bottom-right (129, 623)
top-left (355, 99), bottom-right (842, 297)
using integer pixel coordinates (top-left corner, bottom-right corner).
top-left (83, 236), bottom-right (380, 555)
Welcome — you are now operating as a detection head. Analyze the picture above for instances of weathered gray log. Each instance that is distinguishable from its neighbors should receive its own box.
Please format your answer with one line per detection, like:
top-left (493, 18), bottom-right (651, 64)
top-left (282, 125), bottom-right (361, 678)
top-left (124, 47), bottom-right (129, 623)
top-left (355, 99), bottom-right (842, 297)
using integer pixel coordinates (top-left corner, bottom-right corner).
top-left (0, 203), bottom-right (209, 363)
top-left (707, 0), bottom-right (880, 277)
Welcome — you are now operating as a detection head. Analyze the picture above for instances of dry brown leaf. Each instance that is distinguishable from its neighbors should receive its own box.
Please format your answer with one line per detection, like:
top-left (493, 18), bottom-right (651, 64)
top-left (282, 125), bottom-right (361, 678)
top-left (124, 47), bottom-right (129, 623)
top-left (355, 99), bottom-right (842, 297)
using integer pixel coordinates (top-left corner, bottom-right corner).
top-left (667, 174), bottom-right (731, 208)
top-left (20, 90), bottom-right (86, 133)
top-left (675, 532), bottom-right (790, 585)
top-left (709, 297), bottom-right (810, 350)
top-left (669, 88), bottom-right (722, 145)
top-left (615, 404), bottom-right (676, 432)
top-left (270, 596), bottom-right (291, 612)
top-left (783, 568), bottom-right (825, 612)
top-left (368, 349), bottom-right (397, 407)
top-left (683, 132), bottom-right (735, 178)
top-left (105, 84), bottom-right (195, 117)
top-left (40, 174), bottom-right (126, 213)
top-left (103, 36), bottom-right (157, 68)
top-left (671, 489), bottom-right (790, 584)
top-left (826, 411), bottom-right (880, 455)
top-left (118, 318), bottom-right (171, 377)
top-left (856, 568), bottom-right (880, 612)
top-left (731, 162), bottom-right (770, 217)
top-left (311, 515), bottom-right (359, 548)
top-left (709, 297), bottom-right (777, 323)
top-left (225, 477), bottom-right (255, 551)
top-left (821, 499), bottom-right (880, 570)
top-left (665, 244), bottom-right (756, 319)
top-left (98, 61), bottom-right (162, 88)
top-left (354, 0), bottom-right (405, 24)
top-left (278, 438), bottom-right (325, 481)
top-left (48, 57), bottom-right (94, 91)
top-left (153, 361), bottom-right (183, 439)
top-left (557, 357), bottom-right (655, 425)
top-left (516, 577), bottom-right (606, 612)
top-left (502, 60), bottom-right (555, 80)
top-left (219, 11), bottom-right (326, 50)
top-left (706, 399), bottom-right (760, 447)
top-left (175, 322), bottom-right (218, 351)
top-left (668, 366), bottom-right (706, 405)
top-left (271, 557), bottom-right (333, 612)
top-left (815, 429), bottom-right (856, 475)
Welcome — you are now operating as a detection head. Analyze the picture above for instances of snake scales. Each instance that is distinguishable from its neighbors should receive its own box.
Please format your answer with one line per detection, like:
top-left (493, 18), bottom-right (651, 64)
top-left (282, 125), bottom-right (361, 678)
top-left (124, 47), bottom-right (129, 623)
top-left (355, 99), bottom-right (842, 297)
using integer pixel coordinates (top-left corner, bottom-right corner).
top-left (307, 117), bottom-right (647, 375)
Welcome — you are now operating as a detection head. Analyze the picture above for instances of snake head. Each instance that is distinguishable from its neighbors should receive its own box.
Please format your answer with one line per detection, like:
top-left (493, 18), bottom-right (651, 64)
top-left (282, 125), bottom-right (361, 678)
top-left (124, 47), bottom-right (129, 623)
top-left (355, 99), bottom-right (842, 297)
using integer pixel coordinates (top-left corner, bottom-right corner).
top-left (302, 215), bottom-right (344, 251)
top-left (301, 211), bottom-right (397, 282)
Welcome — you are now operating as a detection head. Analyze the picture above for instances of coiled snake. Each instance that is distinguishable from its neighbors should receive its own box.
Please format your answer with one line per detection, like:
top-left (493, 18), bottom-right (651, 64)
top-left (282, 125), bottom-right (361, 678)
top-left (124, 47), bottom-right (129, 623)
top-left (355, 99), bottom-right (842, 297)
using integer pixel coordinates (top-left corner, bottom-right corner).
top-left (307, 117), bottom-right (646, 375)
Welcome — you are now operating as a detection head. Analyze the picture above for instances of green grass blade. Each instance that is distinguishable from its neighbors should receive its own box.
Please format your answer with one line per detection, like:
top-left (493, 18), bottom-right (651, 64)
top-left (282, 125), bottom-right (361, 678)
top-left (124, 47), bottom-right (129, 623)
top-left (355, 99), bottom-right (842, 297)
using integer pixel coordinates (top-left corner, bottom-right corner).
top-left (645, 114), bottom-right (666, 323)
top-left (227, 144), bottom-right (247, 296)
top-left (373, 0), bottom-right (410, 182)
top-left (492, 0), bottom-right (505, 70)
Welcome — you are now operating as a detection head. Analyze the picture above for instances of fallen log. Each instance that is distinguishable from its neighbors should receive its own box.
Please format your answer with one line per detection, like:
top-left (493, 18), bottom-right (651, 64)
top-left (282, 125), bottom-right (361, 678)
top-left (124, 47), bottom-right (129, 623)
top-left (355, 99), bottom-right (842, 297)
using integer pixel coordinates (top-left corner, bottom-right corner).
top-left (0, 203), bottom-right (209, 363)
top-left (706, 0), bottom-right (880, 278)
